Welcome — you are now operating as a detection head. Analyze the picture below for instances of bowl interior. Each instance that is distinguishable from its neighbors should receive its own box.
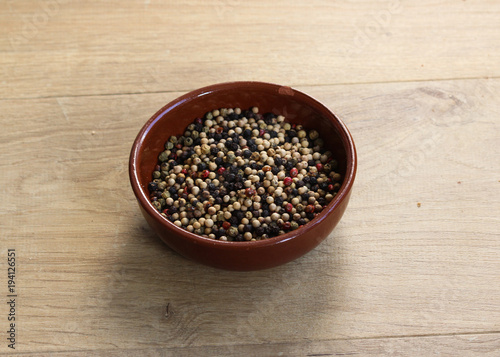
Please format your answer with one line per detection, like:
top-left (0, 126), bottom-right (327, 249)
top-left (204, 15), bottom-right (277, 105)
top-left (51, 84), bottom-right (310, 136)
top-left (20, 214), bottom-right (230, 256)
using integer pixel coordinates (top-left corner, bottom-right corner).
top-left (132, 82), bottom-right (354, 239)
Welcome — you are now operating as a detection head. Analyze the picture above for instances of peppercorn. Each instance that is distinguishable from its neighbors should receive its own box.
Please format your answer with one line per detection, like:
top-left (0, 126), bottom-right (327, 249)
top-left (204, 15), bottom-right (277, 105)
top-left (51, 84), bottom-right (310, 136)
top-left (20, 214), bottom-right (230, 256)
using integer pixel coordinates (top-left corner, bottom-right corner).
top-left (148, 106), bottom-right (340, 241)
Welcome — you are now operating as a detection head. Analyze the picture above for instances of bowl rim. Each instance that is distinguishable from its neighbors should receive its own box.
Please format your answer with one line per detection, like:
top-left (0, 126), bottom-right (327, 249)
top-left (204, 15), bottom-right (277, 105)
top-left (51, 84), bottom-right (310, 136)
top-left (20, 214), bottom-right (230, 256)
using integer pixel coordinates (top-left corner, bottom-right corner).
top-left (129, 81), bottom-right (357, 250)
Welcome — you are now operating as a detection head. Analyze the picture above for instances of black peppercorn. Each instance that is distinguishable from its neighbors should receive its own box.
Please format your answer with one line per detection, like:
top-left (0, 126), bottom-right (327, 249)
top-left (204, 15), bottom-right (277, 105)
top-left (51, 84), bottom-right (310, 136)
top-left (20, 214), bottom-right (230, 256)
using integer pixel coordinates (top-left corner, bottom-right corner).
top-left (269, 224), bottom-right (280, 236)
top-left (148, 182), bottom-right (158, 192)
top-left (215, 157), bottom-right (223, 166)
top-left (235, 210), bottom-right (245, 221)
top-left (263, 113), bottom-right (275, 124)
top-left (168, 206), bottom-right (177, 214)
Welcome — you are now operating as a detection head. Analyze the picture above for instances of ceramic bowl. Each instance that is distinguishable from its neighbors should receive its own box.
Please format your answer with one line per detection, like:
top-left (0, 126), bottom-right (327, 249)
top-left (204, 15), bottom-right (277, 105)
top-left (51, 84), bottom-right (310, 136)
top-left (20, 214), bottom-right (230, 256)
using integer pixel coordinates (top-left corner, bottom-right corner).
top-left (129, 81), bottom-right (356, 270)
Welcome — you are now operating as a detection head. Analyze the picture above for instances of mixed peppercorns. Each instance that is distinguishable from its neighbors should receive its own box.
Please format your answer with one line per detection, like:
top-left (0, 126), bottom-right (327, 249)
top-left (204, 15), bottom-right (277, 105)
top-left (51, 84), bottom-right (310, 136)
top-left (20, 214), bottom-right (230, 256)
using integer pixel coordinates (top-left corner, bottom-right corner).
top-left (147, 107), bottom-right (342, 241)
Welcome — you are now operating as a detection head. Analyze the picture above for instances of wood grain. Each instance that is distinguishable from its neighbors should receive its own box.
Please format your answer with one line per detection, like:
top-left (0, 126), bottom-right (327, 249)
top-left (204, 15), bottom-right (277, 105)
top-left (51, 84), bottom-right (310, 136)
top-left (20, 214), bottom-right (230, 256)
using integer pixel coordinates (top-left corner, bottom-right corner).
top-left (1, 78), bottom-right (499, 354)
top-left (1, 1), bottom-right (500, 99)
top-left (8, 333), bottom-right (500, 356)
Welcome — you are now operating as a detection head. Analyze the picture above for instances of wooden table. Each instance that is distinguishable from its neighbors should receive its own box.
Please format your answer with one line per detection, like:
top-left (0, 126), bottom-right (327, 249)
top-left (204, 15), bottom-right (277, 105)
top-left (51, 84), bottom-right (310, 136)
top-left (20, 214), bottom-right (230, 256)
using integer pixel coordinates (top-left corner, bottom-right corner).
top-left (1, 1), bottom-right (499, 356)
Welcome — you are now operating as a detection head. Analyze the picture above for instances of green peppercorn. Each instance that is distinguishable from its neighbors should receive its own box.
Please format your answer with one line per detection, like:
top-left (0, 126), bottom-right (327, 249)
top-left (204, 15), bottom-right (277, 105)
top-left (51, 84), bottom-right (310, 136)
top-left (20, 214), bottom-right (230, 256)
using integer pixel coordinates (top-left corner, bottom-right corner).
top-left (226, 153), bottom-right (236, 163)
top-left (227, 226), bottom-right (238, 237)
top-left (309, 130), bottom-right (319, 140)
top-left (165, 141), bottom-right (174, 150)
top-left (158, 151), bottom-right (169, 162)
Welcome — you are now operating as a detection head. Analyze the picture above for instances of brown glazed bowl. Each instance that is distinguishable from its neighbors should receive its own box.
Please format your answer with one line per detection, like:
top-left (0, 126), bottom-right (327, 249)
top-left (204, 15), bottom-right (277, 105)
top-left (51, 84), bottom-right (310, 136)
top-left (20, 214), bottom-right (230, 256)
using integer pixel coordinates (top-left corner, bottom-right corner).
top-left (129, 81), bottom-right (356, 271)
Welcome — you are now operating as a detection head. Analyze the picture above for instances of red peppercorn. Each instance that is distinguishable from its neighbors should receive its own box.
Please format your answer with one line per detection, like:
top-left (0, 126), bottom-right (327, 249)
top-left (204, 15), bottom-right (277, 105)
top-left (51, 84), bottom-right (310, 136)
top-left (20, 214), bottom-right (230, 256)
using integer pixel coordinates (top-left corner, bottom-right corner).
top-left (202, 170), bottom-right (210, 179)
top-left (218, 167), bottom-right (226, 175)
top-left (259, 129), bottom-right (265, 136)
top-left (181, 168), bottom-right (188, 174)
top-left (284, 177), bottom-right (293, 186)
top-left (262, 165), bottom-right (271, 172)
top-left (290, 168), bottom-right (298, 177)
top-left (183, 186), bottom-right (189, 194)
top-left (176, 143), bottom-right (183, 149)
top-left (328, 184), bottom-right (335, 192)
top-left (282, 221), bottom-right (291, 230)
top-left (285, 203), bottom-right (293, 212)
top-left (316, 163), bottom-right (323, 172)
top-left (305, 204), bottom-right (315, 213)
top-left (245, 188), bottom-right (256, 197)
top-left (216, 127), bottom-right (224, 134)
top-left (162, 209), bottom-right (168, 214)
top-left (222, 221), bottom-right (231, 230)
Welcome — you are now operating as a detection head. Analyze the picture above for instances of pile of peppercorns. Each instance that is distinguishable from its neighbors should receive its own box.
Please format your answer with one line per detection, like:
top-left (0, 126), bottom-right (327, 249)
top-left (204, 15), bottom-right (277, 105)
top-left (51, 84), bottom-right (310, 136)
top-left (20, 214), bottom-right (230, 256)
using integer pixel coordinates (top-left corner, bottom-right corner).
top-left (148, 107), bottom-right (342, 241)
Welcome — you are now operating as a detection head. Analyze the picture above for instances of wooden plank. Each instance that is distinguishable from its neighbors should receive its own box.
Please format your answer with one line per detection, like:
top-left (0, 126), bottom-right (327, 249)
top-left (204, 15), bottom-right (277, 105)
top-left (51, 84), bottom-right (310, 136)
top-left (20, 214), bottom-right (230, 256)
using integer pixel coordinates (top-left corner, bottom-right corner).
top-left (1, 1), bottom-right (500, 99)
top-left (7, 333), bottom-right (500, 356)
top-left (0, 78), bottom-right (499, 353)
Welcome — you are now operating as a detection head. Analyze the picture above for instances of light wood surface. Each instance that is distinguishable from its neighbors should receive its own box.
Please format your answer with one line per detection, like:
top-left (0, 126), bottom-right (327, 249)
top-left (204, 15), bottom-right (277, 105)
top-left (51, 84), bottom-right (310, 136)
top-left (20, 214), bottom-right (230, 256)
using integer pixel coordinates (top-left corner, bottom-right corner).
top-left (1, 1), bottom-right (499, 356)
